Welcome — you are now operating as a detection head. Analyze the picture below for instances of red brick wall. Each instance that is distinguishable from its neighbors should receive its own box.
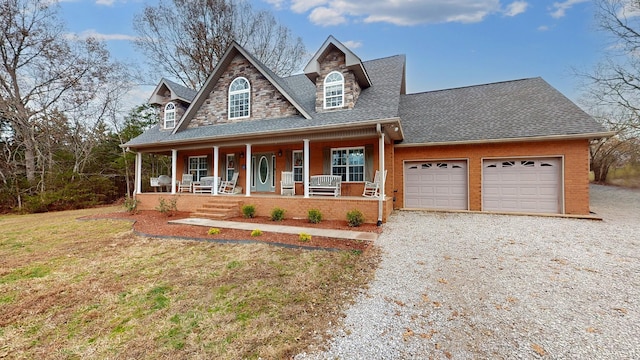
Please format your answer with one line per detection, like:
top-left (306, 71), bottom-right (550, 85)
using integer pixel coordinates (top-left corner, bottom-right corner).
top-left (393, 139), bottom-right (592, 215)
top-left (134, 193), bottom-right (391, 224)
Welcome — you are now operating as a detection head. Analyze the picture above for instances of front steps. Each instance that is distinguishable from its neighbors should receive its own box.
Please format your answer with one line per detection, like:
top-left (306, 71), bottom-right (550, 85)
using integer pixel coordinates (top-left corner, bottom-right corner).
top-left (191, 198), bottom-right (243, 220)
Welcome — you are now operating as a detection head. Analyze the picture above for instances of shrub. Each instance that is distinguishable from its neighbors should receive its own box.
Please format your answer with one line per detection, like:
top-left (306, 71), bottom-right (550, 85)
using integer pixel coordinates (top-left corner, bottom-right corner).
top-left (242, 204), bottom-right (256, 218)
top-left (156, 197), bottom-right (178, 216)
top-left (208, 228), bottom-right (221, 235)
top-left (307, 209), bottom-right (323, 224)
top-left (270, 207), bottom-right (285, 221)
top-left (123, 196), bottom-right (139, 214)
top-left (346, 209), bottom-right (365, 227)
top-left (299, 233), bottom-right (312, 242)
top-left (251, 229), bottom-right (262, 237)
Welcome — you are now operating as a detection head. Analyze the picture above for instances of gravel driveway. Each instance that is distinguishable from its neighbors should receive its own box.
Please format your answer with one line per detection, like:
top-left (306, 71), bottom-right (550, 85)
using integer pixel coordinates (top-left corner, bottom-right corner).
top-left (297, 184), bottom-right (640, 359)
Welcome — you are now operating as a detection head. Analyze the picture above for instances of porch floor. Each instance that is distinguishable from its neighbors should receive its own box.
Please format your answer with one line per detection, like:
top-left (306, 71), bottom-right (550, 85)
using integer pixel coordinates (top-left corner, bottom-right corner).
top-left (168, 218), bottom-right (379, 241)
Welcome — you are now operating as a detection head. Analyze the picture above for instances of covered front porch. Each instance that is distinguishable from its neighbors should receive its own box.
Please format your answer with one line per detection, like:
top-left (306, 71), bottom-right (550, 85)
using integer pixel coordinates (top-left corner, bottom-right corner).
top-left (131, 123), bottom-right (399, 224)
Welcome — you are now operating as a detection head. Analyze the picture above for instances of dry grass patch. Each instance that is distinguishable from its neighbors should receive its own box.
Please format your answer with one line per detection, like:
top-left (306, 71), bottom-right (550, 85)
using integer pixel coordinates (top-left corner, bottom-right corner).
top-left (0, 207), bottom-right (380, 359)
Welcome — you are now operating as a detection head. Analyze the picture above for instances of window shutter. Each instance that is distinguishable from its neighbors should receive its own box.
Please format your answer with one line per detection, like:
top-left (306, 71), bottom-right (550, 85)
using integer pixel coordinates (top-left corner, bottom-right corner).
top-left (183, 156), bottom-right (188, 176)
top-left (365, 144), bottom-right (374, 182)
top-left (220, 153), bottom-right (226, 179)
top-left (323, 147), bottom-right (331, 175)
top-left (233, 153), bottom-right (239, 172)
top-left (285, 150), bottom-right (292, 171)
top-left (207, 154), bottom-right (213, 176)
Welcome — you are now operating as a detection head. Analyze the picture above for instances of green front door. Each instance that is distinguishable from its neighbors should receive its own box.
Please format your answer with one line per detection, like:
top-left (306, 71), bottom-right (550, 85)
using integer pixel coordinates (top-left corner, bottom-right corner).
top-left (253, 153), bottom-right (275, 192)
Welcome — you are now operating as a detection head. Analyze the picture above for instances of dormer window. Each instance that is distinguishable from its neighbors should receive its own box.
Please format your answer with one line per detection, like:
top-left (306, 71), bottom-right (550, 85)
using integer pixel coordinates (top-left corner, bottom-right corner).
top-left (229, 77), bottom-right (250, 119)
top-left (164, 102), bottom-right (176, 129)
top-left (324, 71), bottom-right (344, 109)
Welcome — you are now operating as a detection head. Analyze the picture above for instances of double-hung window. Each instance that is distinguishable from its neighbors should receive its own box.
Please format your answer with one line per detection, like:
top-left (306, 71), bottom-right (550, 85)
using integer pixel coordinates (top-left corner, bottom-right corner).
top-left (188, 156), bottom-right (208, 181)
top-left (324, 71), bottom-right (344, 109)
top-left (292, 150), bottom-right (303, 182)
top-left (331, 147), bottom-right (364, 182)
top-left (164, 102), bottom-right (176, 129)
top-left (229, 77), bottom-right (250, 119)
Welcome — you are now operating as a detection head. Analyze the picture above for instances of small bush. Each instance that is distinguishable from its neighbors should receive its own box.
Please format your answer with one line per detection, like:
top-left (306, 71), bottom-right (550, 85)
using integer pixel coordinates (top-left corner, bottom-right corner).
top-left (270, 207), bottom-right (285, 221)
top-left (123, 197), bottom-right (139, 214)
top-left (207, 228), bottom-right (221, 235)
top-left (307, 209), bottom-right (323, 224)
top-left (299, 233), bottom-right (312, 242)
top-left (251, 229), bottom-right (262, 237)
top-left (346, 209), bottom-right (365, 227)
top-left (156, 197), bottom-right (178, 216)
top-left (242, 204), bottom-right (256, 218)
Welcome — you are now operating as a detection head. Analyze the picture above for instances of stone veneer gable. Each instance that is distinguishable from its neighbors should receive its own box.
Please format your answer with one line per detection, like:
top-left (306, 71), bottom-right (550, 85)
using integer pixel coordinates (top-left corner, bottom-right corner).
top-left (189, 54), bottom-right (299, 128)
top-left (315, 48), bottom-right (361, 112)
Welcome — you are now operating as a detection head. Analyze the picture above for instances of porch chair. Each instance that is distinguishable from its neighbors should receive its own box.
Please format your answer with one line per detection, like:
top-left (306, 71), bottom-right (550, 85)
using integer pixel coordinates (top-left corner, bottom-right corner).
top-left (280, 171), bottom-right (295, 196)
top-left (219, 172), bottom-right (239, 194)
top-left (362, 169), bottom-right (387, 197)
top-left (177, 174), bottom-right (193, 192)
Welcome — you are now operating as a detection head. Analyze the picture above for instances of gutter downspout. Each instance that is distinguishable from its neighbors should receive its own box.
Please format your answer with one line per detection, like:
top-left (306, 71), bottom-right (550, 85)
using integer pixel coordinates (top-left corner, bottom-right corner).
top-left (376, 124), bottom-right (385, 226)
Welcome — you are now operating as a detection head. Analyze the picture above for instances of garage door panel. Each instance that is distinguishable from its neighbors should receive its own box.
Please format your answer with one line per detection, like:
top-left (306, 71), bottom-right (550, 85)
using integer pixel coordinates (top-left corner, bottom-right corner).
top-left (483, 158), bottom-right (561, 214)
top-left (405, 160), bottom-right (468, 210)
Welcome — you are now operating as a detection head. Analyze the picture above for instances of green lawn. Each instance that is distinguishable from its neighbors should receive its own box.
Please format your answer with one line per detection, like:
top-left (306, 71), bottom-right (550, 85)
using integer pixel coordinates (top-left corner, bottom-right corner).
top-left (0, 207), bottom-right (379, 359)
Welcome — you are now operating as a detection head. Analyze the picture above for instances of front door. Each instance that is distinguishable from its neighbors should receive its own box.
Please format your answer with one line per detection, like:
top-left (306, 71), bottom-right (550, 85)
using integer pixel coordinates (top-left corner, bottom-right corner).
top-left (252, 153), bottom-right (276, 192)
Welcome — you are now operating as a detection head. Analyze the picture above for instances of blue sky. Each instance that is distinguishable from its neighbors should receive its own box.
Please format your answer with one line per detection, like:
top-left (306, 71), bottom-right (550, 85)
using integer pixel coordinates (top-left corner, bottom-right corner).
top-left (58, 0), bottom-right (604, 107)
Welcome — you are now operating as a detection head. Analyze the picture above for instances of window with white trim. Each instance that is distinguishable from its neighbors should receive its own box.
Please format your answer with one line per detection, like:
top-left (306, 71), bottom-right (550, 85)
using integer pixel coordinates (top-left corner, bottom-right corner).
top-left (324, 71), bottom-right (344, 109)
top-left (229, 77), bottom-right (250, 119)
top-left (331, 147), bottom-right (364, 182)
top-left (226, 154), bottom-right (236, 181)
top-left (293, 150), bottom-right (303, 182)
top-left (188, 156), bottom-right (207, 181)
top-left (164, 102), bottom-right (176, 129)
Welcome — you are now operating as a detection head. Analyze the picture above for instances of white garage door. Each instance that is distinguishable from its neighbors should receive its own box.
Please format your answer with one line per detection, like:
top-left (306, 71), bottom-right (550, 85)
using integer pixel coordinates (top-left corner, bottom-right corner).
top-left (405, 160), bottom-right (468, 210)
top-left (483, 158), bottom-right (561, 214)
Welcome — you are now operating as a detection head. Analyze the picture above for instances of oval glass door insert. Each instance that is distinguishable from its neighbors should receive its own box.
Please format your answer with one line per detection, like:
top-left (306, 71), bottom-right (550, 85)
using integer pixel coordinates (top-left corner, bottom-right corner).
top-left (259, 156), bottom-right (268, 184)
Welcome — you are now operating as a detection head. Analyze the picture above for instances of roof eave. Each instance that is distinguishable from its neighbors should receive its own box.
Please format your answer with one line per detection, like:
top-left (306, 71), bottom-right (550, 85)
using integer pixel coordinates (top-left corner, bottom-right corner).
top-left (395, 131), bottom-right (616, 148)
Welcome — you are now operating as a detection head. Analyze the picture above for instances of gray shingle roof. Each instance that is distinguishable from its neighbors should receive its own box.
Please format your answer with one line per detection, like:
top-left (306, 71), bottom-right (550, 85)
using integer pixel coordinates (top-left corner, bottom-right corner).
top-left (398, 77), bottom-right (607, 144)
top-left (162, 78), bottom-right (197, 102)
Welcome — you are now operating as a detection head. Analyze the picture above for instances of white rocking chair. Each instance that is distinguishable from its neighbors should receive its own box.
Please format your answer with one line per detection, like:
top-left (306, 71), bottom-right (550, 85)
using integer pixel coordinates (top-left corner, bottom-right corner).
top-left (177, 174), bottom-right (193, 192)
top-left (362, 169), bottom-right (387, 198)
top-left (219, 172), bottom-right (239, 194)
top-left (280, 171), bottom-right (295, 196)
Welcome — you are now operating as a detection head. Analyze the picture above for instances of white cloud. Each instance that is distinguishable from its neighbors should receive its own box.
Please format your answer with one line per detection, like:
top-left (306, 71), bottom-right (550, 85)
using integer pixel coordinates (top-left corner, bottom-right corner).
top-left (342, 40), bottom-right (362, 49)
top-left (538, 25), bottom-right (550, 31)
top-left (291, 0), bottom-right (328, 14)
top-left (67, 29), bottom-right (137, 41)
top-left (550, 0), bottom-right (589, 19)
top-left (309, 6), bottom-right (347, 26)
top-left (95, 0), bottom-right (116, 5)
top-left (275, 0), bottom-right (503, 26)
top-left (504, 1), bottom-right (528, 17)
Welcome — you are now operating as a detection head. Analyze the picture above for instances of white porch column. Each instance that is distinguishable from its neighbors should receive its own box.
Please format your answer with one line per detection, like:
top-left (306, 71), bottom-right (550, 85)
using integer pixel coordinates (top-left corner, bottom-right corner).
top-left (135, 152), bottom-right (142, 195)
top-left (378, 126), bottom-right (385, 226)
top-left (303, 139), bottom-right (310, 198)
top-left (245, 144), bottom-right (252, 197)
top-left (213, 146), bottom-right (219, 195)
top-left (171, 149), bottom-right (177, 194)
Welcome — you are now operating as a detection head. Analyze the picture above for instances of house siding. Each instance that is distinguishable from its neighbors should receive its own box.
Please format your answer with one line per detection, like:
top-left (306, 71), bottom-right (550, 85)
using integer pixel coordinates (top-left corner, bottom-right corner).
top-left (314, 48), bottom-right (361, 112)
top-left (190, 54), bottom-right (299, 127)
top-left (393, 139), bottom-right (592, 215)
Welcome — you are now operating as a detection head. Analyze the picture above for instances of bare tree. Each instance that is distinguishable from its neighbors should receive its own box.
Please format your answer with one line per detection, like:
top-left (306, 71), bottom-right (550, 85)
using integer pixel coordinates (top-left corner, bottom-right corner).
top-left (133, 0), bottom-right (307, 89)
top-left (0, 0), bottom-right (118, 184)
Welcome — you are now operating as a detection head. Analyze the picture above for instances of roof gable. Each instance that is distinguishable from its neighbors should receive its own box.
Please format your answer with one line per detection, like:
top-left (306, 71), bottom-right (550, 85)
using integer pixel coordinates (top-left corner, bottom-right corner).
top-left (304, 35), bottom-right (372, 89)
top-left (149, 78), bottom-right (197, 105)
top-left (174, 42), bottom-right (311, 133)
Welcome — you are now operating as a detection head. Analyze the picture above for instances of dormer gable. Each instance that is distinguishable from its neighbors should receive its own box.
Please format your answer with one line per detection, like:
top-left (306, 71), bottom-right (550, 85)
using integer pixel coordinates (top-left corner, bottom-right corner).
top-left (304, 36), bottom-right (371, 112)
top-left (148, 78), bottom-right (197, 130)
